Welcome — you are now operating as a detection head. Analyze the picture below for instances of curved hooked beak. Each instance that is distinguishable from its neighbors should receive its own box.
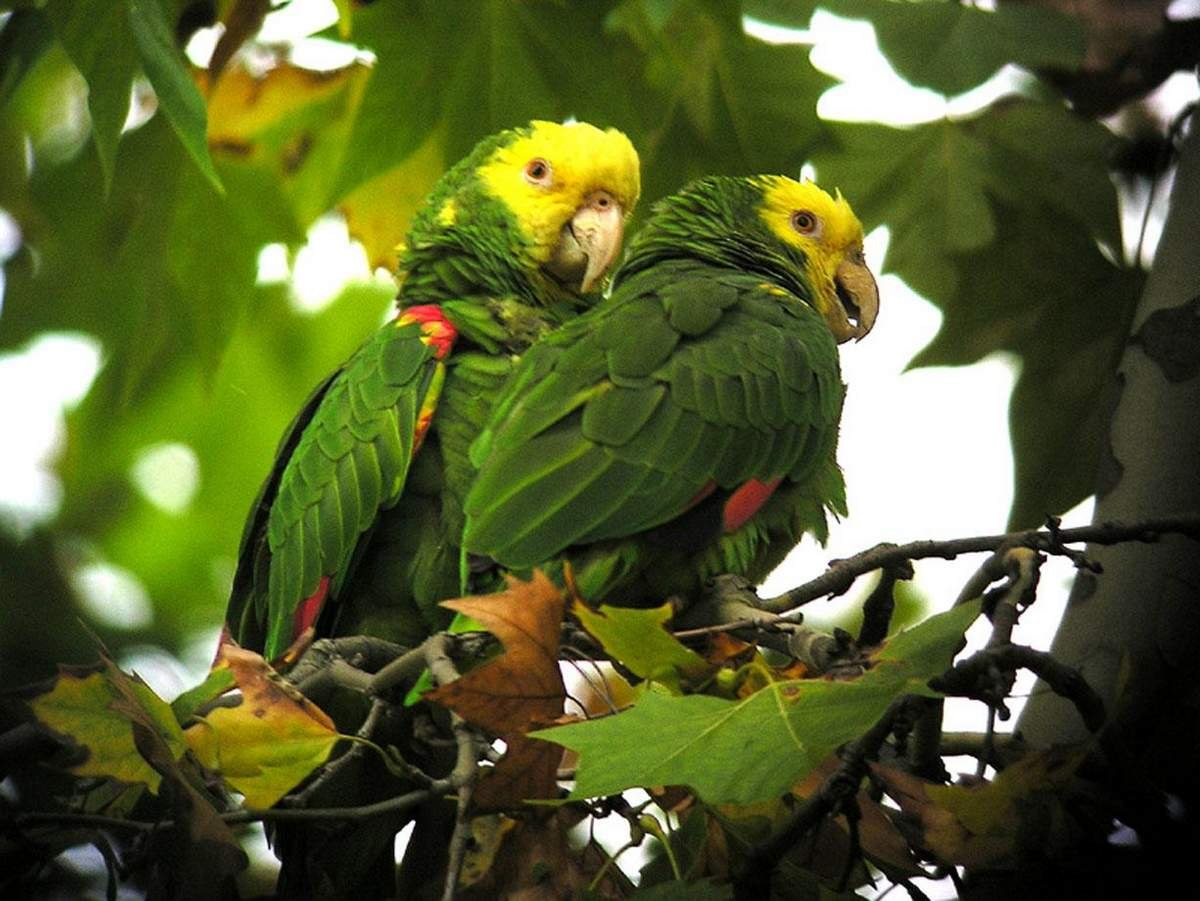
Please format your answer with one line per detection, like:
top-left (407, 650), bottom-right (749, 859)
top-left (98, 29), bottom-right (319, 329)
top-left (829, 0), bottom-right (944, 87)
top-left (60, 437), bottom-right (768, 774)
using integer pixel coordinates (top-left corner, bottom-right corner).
top-left (827, 247), bottom-right (880, 343)
top-left (547, 190), bottom-right (625, 294)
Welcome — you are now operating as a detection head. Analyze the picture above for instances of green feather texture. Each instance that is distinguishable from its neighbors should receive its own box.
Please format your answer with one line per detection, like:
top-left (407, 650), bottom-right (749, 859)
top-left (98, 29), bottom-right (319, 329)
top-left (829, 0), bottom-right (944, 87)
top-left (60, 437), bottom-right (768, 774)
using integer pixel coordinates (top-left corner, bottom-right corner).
top-left (221, 119), bottom-right (647, 900)
top-left (463, 177), bottom-right (848, 604)
top-left (226, 121), bottom-right (640, 659)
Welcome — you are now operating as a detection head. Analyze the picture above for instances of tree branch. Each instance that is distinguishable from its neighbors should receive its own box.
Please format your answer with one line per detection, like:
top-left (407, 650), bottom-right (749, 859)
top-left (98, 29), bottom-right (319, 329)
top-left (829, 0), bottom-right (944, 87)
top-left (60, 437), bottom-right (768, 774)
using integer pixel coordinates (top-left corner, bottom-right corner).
top-left (858, 560), bottom-right (913, 646)
top-left (423, 633), bottom-right (484, 901)
top-left (760, 515), bottom-right (1200, 615)
top-left (733, 695), bottom-right (925, 898)
top-left (932, 644), bottom-right (1106, 733)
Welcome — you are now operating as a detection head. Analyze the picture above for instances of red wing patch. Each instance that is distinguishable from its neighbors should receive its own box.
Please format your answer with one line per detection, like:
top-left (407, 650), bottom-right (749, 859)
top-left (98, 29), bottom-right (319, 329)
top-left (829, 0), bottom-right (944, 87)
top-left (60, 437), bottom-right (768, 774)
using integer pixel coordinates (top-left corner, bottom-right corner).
top-left (396, 304), bottom-right (458, 360)
top-left (722, 478), bottom-right (782, 533)
top-left (293, 575), bottom-right (331, 642)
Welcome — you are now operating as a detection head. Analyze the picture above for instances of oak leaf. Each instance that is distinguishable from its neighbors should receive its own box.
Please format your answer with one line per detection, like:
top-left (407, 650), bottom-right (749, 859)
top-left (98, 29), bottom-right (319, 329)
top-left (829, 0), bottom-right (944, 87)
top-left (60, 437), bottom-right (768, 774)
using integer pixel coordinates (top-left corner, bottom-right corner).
top-left (428, 572), bottom-right (567, 807)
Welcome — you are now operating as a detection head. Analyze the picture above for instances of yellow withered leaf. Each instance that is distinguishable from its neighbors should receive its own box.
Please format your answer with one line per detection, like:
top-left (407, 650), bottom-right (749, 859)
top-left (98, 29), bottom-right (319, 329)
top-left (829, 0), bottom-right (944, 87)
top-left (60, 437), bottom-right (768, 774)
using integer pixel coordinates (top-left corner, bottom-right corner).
top-left (185, 646), bottom-right (340, 809)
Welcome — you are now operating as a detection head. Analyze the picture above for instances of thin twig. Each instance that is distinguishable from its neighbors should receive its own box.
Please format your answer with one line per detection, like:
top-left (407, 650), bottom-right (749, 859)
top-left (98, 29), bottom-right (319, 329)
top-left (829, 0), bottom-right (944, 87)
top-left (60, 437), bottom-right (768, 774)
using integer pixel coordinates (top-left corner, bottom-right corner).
top-left (423, 633), bottom-right (483, 901)
top-left (15, 788), bottom-right (441, 832)
top-left (908, 697), bottom-right (949, 782)
top-left (978, 707), bottom-right (997, 779)
top-left (939, 731), bottom-right (1026, 763)
top-left (368, 641), bottom-right (435, 696)
top-left (761, 515), bottom-right (1200, 615)
top-left (859, 561), bottom-right (913, 646)
top-left (976, 547), bottom-right (1043, 775)
top-left (671, 610), bottom-right (804, 640)
top-left (734, 695), bottom-right (924, 898)
top-left (291, 697), bottom-right (389, 807)
top-left (10, 812), bottom-right (158, 833)
top-left (560, 651), bottom-right (621, 716)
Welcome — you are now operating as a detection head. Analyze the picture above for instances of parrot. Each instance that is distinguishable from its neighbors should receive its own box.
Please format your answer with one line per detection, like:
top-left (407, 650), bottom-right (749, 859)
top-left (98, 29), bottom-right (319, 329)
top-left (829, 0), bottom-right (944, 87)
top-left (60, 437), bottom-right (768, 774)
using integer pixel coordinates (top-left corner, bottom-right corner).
top-left (220, 120), bottom-right (639, 899)
top-left (224, 120), bottom-right (640, 663)
top-left (462, 174), bottom-right (879, 613)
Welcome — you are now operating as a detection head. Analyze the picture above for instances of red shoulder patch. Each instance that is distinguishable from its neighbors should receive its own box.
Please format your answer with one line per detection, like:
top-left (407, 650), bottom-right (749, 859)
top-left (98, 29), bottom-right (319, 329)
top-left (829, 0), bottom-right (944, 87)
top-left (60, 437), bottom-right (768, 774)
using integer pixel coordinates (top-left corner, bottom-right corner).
top-left (722, 478), bottom-right (782, 533)
top-left (396, 304), bottom-right (458, 360)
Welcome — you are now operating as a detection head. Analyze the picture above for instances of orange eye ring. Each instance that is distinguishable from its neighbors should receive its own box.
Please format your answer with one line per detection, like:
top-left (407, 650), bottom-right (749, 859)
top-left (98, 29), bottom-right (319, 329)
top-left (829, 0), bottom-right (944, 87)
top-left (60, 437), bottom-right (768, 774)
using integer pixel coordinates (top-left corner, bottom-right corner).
top-left (791, 210), bottom-right (819, 235)
top-left (523, 158), bottom-right (553, 186)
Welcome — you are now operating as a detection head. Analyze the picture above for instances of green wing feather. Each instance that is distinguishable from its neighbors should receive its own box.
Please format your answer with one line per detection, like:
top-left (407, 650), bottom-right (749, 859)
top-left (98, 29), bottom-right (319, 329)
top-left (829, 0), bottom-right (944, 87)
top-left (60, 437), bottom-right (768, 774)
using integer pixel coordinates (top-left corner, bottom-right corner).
top-left (463, 260), bottom-right (844, 570)
top-left (228, 319), bottom-right (445, 658)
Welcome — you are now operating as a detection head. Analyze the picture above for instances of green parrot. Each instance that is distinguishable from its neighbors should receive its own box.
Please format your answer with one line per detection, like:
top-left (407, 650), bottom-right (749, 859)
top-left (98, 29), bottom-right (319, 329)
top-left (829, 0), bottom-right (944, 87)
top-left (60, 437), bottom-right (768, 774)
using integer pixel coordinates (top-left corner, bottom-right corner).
top-left (462, 175), bottom-right (879, 609)
top-left (225, 120), bottom-right (640, 663)
top-left (220, 121), bottom-right (638, 899)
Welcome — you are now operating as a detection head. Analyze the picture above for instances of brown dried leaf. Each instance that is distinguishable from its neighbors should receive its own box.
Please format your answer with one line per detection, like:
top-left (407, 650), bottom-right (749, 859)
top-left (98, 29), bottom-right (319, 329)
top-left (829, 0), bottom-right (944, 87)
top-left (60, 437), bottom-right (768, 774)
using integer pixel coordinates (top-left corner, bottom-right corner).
top-left (458, 808), bottom-right (634, 900)
top-left (429, 572), bottom-right (567, 806)
top-left (872, 748), bottom-right (1085, 868)
top-left (704, 632), bottom-right (754, 665)
top-left (789, 756), bottom-right (923, 879)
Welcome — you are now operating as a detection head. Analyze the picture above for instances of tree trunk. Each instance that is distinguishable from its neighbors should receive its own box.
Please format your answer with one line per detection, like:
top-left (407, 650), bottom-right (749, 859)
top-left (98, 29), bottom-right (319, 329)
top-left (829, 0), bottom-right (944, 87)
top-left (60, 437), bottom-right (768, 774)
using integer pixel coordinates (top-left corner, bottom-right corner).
top-left (1018, 110), bottom-right (1200, 776)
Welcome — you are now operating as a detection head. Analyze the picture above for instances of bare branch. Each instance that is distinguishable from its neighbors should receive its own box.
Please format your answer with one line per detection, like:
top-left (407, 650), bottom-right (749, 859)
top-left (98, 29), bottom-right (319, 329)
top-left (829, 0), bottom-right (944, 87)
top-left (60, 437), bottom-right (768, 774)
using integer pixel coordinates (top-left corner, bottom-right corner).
top-left (932, 644), bottom-right (1106, 733)
top-left (423, 633), bottom-right (483, 901)
top-left (760, 514), bottom-right (1200, 615)
top-left (734, 695), bottom-right (926, 896)
top-left (858, 560), bottom-right (914, 646)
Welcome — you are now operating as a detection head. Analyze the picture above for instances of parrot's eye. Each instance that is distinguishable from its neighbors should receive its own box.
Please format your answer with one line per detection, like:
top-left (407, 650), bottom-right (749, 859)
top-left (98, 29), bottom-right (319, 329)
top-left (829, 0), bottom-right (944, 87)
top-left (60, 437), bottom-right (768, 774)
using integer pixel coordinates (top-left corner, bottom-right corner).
top-left (524, 158), bottom-right (553, 186)
top-left (791, 210), bottom-right (820, 236)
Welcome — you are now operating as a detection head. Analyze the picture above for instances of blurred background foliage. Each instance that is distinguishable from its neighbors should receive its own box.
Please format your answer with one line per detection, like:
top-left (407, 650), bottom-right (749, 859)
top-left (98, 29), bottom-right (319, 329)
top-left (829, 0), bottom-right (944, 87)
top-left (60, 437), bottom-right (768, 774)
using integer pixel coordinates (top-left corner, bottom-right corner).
top-left (0, 0), bottom-right (1193, 685)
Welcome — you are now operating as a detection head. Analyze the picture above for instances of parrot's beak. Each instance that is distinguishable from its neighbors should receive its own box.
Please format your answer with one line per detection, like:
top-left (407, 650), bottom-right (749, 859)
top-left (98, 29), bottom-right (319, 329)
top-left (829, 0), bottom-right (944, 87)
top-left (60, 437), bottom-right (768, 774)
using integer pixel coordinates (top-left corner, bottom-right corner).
top-left (828, 249), bottom-right (880, 343)
top-left (547, 191), bottom-right (625, 294)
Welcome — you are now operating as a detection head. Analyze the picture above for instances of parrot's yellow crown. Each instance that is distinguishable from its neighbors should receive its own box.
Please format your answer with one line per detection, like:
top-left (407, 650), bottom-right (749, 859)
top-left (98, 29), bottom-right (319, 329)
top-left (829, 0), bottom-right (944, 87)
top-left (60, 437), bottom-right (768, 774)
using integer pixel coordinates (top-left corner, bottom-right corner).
top-left (758, 176), bottom-right (877, 342)
top-left (757, 176), bottom-right (864, 255)
top-left (478, 120), bottom-right (641, 264)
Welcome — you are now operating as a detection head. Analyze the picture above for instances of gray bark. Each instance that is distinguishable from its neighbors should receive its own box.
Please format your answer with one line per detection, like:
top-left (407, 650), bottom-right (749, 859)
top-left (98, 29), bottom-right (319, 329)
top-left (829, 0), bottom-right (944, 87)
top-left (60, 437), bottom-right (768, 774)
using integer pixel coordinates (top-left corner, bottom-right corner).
top-left (1018, 111), bottom-right (1200, 755)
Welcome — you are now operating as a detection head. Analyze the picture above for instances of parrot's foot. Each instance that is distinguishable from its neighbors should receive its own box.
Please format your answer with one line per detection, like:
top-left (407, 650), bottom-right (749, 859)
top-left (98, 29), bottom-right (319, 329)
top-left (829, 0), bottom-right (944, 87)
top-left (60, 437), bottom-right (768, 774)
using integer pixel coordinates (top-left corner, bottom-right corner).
top-left (673, 573), bottom-right (770, 630)
top-left (676, 573), bottom-right (859, 675)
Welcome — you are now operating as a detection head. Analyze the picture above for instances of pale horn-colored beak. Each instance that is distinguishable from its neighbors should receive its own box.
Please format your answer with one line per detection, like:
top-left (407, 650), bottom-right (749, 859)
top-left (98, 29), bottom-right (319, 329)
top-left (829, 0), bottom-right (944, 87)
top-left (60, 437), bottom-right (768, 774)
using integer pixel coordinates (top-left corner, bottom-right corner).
top-left (827, 249), bottom-right (880, 343)
top-left (571, 190), bottom-right (625, 293)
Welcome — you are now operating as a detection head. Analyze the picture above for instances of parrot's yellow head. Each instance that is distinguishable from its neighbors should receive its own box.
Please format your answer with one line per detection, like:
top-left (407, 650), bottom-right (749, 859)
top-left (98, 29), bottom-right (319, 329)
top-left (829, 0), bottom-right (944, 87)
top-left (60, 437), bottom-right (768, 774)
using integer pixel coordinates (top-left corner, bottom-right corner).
top-left (478, 120), bottom-right (641, 294)
top-left (620, 174), bottom-right (879, 344)
top-left (402, 120), bottom-right (640, 303)
top-left (757, 176), bottom-right (879, 343)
